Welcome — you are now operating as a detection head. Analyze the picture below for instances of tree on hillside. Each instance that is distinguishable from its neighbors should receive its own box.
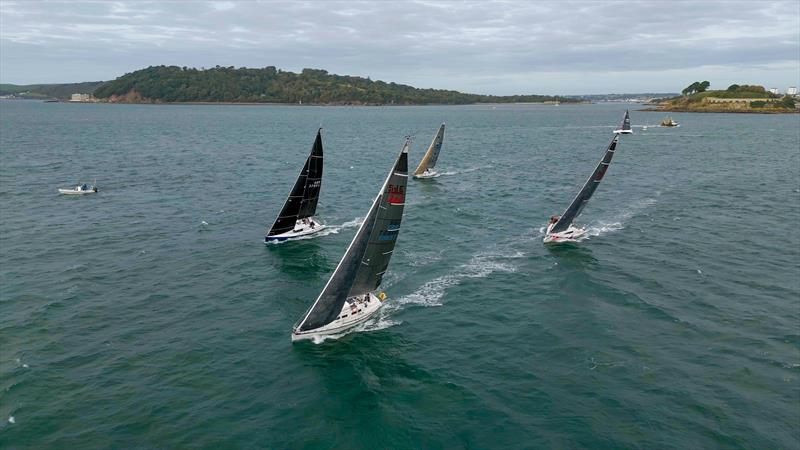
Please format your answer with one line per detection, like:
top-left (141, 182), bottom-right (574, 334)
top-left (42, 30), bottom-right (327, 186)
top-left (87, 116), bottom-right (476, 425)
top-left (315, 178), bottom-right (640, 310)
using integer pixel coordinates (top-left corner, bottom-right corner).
top-left (683, 81), bottom-right (711, 95)
top-left (727, 84), bottom-right (740, 91)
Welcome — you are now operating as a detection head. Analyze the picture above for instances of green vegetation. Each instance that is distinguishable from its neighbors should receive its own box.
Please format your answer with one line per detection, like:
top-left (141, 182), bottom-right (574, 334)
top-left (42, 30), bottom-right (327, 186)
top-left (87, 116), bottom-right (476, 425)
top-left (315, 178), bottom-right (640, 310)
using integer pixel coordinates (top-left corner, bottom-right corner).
top-left (655, 82), bottom-right (796, 113)
top-left (0, 82), bottom-right (105, 99)
top-left (682, 81), bottom-right (710, 95)
top-left (93, 65), bottom-right (573, 105)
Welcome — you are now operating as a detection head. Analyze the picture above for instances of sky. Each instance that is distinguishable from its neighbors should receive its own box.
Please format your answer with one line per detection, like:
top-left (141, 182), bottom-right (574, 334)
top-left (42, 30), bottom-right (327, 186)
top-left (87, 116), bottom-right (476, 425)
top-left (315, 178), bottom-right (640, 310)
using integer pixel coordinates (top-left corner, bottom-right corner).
top-left (1, 0), bottom-right (798, 95)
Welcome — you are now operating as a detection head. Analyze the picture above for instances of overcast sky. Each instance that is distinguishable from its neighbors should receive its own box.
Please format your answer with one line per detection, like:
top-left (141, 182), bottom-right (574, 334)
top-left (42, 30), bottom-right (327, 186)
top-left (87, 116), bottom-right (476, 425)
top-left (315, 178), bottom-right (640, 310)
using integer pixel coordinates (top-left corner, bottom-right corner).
top-left (1, 0), bottom-right (798, 94)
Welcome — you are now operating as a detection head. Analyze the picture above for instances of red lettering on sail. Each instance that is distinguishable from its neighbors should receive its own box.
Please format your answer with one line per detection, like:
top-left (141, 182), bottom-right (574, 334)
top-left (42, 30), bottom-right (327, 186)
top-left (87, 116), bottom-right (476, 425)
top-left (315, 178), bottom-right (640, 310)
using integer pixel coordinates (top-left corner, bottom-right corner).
top-left (387, 184), bottom-right (405, 204)
top-left (596, 165), bottom-right (608, 181)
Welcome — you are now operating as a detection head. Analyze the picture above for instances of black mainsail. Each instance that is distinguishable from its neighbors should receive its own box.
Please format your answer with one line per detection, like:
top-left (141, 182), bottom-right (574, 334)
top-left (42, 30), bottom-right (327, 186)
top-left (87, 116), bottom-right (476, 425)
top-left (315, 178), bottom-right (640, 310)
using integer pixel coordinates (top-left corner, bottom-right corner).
top-left (294, 138), bottom-right (410, 333)
top-left (550, 135), bottom-right (619, 234)
top-left (267, 129), bottom-right (324, 237)
top-left (620, 110), bottom-right (631, 132)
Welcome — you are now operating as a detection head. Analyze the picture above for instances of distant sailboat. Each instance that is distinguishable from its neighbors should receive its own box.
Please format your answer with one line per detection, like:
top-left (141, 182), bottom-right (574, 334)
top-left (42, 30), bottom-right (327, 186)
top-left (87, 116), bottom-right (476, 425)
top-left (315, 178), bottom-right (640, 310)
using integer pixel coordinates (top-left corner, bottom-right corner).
top-left (265, 129), bottom-right (325, 242)
top-left (413, 123), bottom-right (445, 179)
top-left (292, 138), bottom-right (410, 342)
top-left (544, 135), bottom-right (620, 244)
top-left (613, 110), bottom-right (633, 134)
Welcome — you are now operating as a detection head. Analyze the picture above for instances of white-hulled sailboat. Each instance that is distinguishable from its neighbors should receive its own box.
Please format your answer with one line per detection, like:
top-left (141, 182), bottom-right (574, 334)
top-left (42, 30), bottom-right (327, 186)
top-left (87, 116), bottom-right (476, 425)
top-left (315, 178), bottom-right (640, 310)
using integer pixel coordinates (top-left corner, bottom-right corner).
top-left (292, 138), bottom-right (410, 342)
top-left (613, 110), bottom-right (633, 134)
top-left (413, 123), bottom-right (445, 179)
top-left (544, 134), bottom-right (620, 244)
top-left (265, 129), bottom-right (325, 242)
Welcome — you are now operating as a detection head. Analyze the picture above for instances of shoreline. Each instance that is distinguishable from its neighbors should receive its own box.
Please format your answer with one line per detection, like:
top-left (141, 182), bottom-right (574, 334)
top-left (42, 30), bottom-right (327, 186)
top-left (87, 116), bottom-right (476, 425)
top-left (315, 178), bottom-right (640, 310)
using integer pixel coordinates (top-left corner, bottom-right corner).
top-left (638, 107), bottom-right (797, 114)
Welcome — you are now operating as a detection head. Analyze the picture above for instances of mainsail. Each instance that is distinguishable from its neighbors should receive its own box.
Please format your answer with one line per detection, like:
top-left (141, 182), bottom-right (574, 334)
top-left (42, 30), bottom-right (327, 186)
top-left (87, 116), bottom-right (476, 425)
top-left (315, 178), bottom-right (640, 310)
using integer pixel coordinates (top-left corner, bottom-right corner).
top-left (620, 110), bottom-right (631, 132)
top-left (295, 138), bottom-right (410, 333)
top-left (413, 123), bottom-right (445, 175)
top-left (267, 129), bottom-right (324, 237)
top-left (550, 135), bottom-right (619, 234)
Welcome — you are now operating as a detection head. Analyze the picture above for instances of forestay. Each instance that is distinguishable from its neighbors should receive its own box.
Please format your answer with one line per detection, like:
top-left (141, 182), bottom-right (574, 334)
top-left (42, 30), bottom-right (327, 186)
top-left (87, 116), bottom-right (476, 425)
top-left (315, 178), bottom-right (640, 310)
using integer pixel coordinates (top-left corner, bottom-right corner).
top-left (550, 135), bottom-right (619, 234)
top-left (267, 129), bottom-right (324, 237)
top-left (413, 123), bottom-right (445, 175)
top-left (295, 138), bottom-right (410, 332)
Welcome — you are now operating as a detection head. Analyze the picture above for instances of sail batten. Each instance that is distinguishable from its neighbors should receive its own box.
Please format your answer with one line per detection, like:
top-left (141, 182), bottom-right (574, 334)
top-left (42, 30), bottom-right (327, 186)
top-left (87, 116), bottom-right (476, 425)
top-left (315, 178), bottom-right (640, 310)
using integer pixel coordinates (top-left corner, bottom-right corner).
top-left (295, 138), bottom-right (410, 333)
top-left (550, 135), bottom-right (619, 234)
top-left (414, 123), bottom-right (445, 175)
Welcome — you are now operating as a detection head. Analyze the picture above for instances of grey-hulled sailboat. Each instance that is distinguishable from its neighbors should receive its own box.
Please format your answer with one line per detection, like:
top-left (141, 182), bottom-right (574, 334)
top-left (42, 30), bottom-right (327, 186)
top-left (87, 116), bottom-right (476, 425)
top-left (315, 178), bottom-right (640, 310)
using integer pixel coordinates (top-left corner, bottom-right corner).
top-left (292, 138), bottom-right (410, 342)
top-left (265, 129), bottom-right (324, 242)
top-left (613, 110), bottom-right (633, 134)
top-left (544, 134), bottom-right (620, 244)
top-left (413, 123), bottom-right (445, 178)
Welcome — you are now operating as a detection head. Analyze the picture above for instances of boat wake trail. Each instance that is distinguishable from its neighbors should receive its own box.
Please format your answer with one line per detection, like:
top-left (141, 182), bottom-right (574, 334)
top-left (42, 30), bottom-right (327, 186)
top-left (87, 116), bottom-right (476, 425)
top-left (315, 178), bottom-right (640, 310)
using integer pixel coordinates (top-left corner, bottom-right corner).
top-left (392, 251), bottom-right (523, 309)
top-left (439, 165), bottom-right (490, 176)
top-left (310, 251), bottom-right (524, 343)
top-left (588, 197), bottom-right (657, 237)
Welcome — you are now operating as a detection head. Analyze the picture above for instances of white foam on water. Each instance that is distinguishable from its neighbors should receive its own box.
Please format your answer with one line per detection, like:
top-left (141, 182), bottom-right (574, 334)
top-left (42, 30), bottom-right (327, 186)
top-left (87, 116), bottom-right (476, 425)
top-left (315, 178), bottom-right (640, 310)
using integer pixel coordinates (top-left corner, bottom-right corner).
top-left (201, 220), bottom-right (209, 226)
top-left (587, 197), bottom-right (657, 237)
top-left (392, 250), bottom-right (521, 309)
top-left (8, 416), bottom-right (15, 424)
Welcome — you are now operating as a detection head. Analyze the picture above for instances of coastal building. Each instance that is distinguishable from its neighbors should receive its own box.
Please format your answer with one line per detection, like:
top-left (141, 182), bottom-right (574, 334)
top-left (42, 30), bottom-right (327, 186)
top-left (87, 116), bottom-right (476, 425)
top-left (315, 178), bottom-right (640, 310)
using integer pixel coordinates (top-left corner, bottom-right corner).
top-left (768, 88), bottom-right (779, 95)
top-left (69, 93), bottom-right (95, 102)
top-left (788, 87), bottom-right (798, 96)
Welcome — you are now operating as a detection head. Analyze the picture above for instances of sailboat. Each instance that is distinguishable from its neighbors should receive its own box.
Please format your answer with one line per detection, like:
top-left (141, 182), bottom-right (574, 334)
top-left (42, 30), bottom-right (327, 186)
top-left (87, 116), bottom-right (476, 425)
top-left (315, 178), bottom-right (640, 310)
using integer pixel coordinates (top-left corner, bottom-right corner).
top-left (544, 135), bottom-right (620, 244)
top-left (265, 129), bottom-right (325, 242)
top-left (413, 123), bottom-right (445, 179)
top-left (613, 110), bottom-right (633, 134)
top-left (291, 138), bottom-right (410, 342)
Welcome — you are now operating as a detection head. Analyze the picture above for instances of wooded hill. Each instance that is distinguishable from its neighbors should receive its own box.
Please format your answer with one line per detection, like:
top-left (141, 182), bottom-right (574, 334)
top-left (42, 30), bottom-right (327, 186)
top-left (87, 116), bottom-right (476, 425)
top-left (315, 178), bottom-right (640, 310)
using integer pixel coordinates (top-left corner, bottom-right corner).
top-left (92, 65), bottom-right (574, 105)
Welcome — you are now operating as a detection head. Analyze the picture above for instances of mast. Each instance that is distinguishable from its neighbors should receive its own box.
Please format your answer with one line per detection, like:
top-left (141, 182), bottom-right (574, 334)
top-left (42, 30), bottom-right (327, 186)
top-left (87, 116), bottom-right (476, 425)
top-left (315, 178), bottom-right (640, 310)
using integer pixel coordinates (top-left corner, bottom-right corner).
top-left (413, 123), bottom-right (445, 175)
top-left (294, 138), bottom-right (410, 333)
top-left (550, 135), bottom-right (619, 234)
top-left (266, 130), bottom-right (320, 237)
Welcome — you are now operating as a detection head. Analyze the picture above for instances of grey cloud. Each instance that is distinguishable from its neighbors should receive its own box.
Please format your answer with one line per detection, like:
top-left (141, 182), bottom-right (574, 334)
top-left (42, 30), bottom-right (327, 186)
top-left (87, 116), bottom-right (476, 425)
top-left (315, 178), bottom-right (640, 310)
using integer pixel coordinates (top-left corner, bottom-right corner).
top-left (1, 0), bottom-right (797, 94)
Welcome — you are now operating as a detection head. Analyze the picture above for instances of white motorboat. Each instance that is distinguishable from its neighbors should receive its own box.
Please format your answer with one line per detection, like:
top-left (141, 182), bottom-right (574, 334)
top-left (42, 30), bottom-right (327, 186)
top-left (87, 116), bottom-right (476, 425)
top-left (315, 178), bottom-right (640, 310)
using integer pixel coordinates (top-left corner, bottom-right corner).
top-left (292, 138), bottom-right (410, 342)
top-left (413, 123), bottom-right (445, 179)
top-left (544, 134), bottom-right (620, 244)
top-left (265, 129), bottom-right (325, 243)
top-left (58, 183), bottom-right (97, 195)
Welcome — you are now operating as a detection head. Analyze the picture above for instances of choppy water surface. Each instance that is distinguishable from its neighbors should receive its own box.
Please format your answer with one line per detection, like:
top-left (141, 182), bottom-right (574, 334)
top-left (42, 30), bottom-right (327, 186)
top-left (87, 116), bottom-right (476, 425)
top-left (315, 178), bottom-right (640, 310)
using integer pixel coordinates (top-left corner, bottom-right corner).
top-left (1, 100), bottom-right (798, 448)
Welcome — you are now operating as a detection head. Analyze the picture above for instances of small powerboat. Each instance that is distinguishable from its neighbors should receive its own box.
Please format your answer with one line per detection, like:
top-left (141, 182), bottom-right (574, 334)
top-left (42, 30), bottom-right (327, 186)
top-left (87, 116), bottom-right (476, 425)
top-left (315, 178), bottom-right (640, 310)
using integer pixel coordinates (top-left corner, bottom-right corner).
top-left (59, 183), bottom-right (97, 195)
top-left (660, 117), bottom-right (679, 127)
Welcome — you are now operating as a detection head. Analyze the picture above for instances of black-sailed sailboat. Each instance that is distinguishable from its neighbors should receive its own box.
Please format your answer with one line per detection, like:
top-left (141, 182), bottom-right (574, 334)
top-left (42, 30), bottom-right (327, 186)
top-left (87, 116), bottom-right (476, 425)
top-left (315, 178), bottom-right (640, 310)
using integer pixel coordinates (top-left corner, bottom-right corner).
top-left (265, 129), bottom-right (325, 242)
top-left (613, 110), bottom-right (633, 134)
top-left (292, 138), bottom-right (410, 342)
top-left (544, 134), bottom-right (620, 244)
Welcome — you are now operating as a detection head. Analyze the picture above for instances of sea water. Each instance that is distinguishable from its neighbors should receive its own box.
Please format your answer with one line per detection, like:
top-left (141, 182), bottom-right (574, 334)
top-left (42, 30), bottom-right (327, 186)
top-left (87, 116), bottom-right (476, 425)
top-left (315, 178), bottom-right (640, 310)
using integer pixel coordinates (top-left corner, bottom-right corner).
top-left (1, 100), bottom-right (798, 448)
